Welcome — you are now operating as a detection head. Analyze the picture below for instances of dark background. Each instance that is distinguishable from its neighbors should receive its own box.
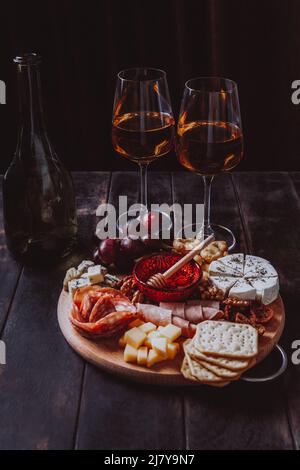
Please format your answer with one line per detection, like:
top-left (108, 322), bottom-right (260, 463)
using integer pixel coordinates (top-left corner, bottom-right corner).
top-left (0, 0), bottom-right (299, 173)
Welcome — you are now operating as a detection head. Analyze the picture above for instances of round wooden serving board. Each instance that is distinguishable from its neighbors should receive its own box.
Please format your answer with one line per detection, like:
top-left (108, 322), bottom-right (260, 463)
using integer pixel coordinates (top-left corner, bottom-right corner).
top-left (57, 291), bottom-right (285, 386)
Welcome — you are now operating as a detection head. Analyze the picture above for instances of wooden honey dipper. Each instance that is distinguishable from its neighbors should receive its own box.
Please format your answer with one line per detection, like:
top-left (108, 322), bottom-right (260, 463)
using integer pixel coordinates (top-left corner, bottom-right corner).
top-left (147, 234), bottom-right (214, 289)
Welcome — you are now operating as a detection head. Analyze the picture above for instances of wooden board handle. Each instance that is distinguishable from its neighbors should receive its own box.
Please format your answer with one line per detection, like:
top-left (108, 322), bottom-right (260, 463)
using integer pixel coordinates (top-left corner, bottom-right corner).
top-left (162, 234), bottom-right (214, 280)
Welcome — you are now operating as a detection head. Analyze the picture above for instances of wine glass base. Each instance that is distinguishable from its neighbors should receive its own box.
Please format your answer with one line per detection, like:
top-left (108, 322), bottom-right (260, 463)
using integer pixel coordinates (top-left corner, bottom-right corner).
top-left (210, 223), bottom-right (236, 252)
top-left (175, 222), bottom-right (236, 252)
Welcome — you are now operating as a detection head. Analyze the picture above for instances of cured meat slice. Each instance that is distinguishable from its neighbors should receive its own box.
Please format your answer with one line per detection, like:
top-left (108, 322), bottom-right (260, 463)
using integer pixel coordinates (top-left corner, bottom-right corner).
top-left (159, 302), bottom-right (185, 319)
top-left (71, 310), bottom-right (136, 338)
top-left (89, 296), bottom-right (136, 323)
top-left (172, 316), bottom-right (190, 337)
top-left (136, 303), bottom-right (172, 326)
top-left (188, 323), bottom-right (197, 337)
top-left (187, 300), bottom-right (220, 309)
top-left (184, 304), bottom-right (203, 323)
top-left (202, 307), bottom-right (224, 320)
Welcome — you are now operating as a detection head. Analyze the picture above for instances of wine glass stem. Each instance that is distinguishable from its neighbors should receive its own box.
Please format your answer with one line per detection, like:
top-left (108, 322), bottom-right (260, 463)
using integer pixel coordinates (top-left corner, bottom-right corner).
top-left (203, 175), bottom-right (214, 238)
top-left (139, 163), bottom-right (149, 212)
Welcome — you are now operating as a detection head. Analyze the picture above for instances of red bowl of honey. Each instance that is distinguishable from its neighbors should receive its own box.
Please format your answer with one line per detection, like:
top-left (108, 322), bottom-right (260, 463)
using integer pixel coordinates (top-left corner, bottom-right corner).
top-left (133, 252), bottom-right (202, 302)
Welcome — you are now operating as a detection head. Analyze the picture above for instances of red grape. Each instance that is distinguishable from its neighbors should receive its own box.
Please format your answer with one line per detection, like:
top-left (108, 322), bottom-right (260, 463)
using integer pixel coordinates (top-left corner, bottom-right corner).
top-left (141, 236), bottom-right (161, 252)
top-left (98, 238), bottom-right (120, 265)
top-left (120, 237), bottom-right (146, 260)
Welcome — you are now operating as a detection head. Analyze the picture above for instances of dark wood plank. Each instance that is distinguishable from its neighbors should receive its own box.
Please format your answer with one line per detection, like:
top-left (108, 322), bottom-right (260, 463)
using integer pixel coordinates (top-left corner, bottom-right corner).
top-left (233, 171), bottom-right (299, 450)
top-left (172, 171), bottom-right (293, 450)
top-left (285, 172), bottom-right (300, 450)
top-left (234, 171), bottom-right (300, 450)
top-left (75, 171), bottom-right (185, 450)
top-left (0, 176), bottom-right (23, 332)
top-left (0, 172), bottom-right (110, 449)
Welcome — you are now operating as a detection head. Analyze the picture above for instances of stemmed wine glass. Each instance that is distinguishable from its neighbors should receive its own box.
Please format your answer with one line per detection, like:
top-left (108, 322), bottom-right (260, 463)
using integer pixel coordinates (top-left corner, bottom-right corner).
top-left (176, 77), bottom-right (243, 250)
top-left (112, 67), bottom-right (175, 237)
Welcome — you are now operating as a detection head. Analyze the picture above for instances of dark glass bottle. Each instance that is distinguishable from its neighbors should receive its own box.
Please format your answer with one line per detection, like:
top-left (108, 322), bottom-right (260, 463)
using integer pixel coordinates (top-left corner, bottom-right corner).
top-left (3, 53), bottom-right (77, 264)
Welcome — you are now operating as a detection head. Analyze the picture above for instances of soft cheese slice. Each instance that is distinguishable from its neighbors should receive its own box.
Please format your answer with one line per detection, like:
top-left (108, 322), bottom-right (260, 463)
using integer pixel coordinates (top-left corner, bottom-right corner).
top-left (217, 254), bottom-right (244, 275)
top-left (210, 276), bottom-right (238, 296)
top-left (248, 276), bottom-right (279, 305)
top-left (209, 259), bottom-right (242, 277)
top-left (244, 255), bottom-right (277, 279)
top-left (228, 278), bottom-right (256, 301)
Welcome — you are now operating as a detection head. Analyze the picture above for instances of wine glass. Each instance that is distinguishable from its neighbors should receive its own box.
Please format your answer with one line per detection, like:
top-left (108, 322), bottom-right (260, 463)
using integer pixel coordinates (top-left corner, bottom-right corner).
top-left (112, 67), bottom-right (175, 238)
top-left (176, 77), bottom-right (243, 250)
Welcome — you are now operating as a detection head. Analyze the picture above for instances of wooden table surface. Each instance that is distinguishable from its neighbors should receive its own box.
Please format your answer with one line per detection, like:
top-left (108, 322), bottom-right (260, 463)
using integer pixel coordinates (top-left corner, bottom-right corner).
top-left (0, 171), bottom-right (300, 451)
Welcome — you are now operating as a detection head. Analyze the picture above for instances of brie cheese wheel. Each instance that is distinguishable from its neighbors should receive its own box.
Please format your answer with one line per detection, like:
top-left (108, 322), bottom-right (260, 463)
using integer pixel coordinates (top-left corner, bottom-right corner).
top-left (208, 253), bottom-right (279, 304)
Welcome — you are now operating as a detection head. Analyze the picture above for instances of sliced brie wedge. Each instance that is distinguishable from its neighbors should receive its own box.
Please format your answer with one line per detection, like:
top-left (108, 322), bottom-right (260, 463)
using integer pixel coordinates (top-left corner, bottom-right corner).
top-left (244, 255), bottom-right (277, 278)
top-left (209, 259), bottom-right (242, 277)
top-left (248, 276), bottom-right (279, 305)
top-left (228, 279), bottom-right (256, 301)
top-left (210, 276), bottom-right (238, 296)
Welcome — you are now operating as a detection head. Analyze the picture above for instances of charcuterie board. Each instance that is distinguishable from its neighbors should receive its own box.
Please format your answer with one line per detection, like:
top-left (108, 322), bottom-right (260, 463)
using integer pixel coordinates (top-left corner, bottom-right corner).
top-left (57, 291), bottom-right (285, 385)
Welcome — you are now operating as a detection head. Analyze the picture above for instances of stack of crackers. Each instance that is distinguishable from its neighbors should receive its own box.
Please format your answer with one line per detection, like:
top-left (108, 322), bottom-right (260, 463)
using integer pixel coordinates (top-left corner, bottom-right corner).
top-left (181, 320), bottom-right (258, 387)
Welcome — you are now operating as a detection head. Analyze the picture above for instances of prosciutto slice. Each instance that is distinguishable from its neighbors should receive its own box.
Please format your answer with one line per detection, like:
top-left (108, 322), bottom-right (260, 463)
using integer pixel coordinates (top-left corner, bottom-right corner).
top-left (184, 304), bottom-right (203, 323)
top-left (202, 307), bottom-right (224, 320)
top-left (159, 302), bottom-right (185, 319)
top-left (186, 299), bottom-right (220, 310)
top-left (172, 316), bottom-right (190, 337)
top-left (136, 303), bottom-right (172, 326)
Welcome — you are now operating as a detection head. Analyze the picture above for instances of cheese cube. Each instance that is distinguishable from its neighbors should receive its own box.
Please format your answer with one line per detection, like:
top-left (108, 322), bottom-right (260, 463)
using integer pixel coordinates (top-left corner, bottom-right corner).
top-left (125, 327), bottom-right (146, 349)
top-left (68, 278), bottom-right (91, 298)
top-left (118, 334), bottom-right (126, 348)
top-left (151, 337), bottom-right (168, 358)
top-left (129, 318), bottom-right (145, 328)
top-left (139, 322), bottom-right (156, 334)
top-left (160, 324), bottom-right (182, 343)
top-left (137, 347), bottom-right (148, 366)
top-left (124, 344), bottom-right (138, 363)
top-left (167, 342), bottom-right (179, 360)
top-left (147, 349), bottom-right (165, 368)
top-left (144, 336), bottom-right (152, 348)
top-left (85, 265), bottom-right (105, 284)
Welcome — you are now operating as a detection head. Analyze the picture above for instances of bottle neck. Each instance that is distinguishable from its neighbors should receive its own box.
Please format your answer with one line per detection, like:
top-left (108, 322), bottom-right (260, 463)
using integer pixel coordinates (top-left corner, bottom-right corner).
top-left (17, 63), bottom-right (46, 134)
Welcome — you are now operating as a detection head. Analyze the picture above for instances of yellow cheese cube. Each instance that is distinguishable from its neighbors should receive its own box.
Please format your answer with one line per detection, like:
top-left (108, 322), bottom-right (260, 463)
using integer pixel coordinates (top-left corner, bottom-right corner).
top-left (118, 334), bottom-right (126, 348)
top-left (139, 322), bottom-right (156, 334)
top-left (124, 344), bottom-right (138, 363)
top-left (129, 318), bottom-right (145, 328)
top-left (137, 347), bottom-right (148, 366)
top-left (167, 342), bottom-right (179, 360)
top-left (148, 330), bottom-right (163, 340)
top-left (151, 337), bottom-right (168, 358)
top-left (160, 324), bottom-right (182, 343)
top-left (144, 336), bottom-right (152, 348)
top-left (147, 349), bottom-right (165, 368)
top-left (125, 327), bottom-right (146, 349)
